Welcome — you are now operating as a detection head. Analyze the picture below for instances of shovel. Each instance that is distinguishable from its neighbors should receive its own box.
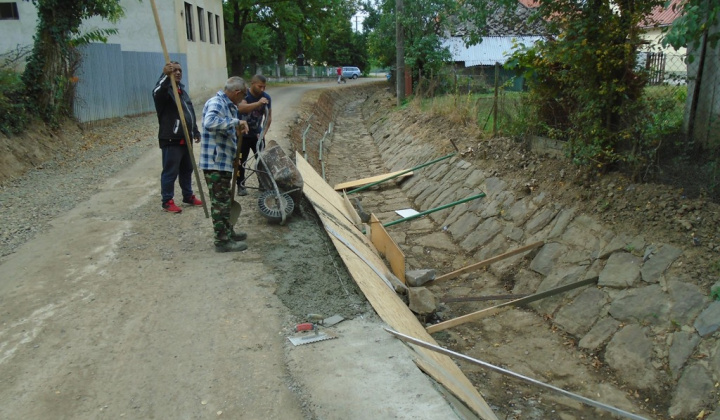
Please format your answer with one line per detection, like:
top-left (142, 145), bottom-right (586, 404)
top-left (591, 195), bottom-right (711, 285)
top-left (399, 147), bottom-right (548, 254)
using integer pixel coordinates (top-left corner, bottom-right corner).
top-left (229, 136), bottom-right (243, 225)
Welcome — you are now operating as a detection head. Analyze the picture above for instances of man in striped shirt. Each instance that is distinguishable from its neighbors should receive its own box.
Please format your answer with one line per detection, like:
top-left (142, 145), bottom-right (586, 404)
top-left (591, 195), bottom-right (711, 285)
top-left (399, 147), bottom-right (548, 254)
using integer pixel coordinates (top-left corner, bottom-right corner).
top-left (200, 77), bottom-right (250, 253)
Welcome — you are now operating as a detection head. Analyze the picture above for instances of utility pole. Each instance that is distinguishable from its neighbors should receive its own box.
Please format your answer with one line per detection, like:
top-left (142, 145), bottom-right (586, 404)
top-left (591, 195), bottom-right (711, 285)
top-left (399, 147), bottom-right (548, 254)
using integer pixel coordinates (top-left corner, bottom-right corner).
top-left (395, 0), bottom-right (405, 106)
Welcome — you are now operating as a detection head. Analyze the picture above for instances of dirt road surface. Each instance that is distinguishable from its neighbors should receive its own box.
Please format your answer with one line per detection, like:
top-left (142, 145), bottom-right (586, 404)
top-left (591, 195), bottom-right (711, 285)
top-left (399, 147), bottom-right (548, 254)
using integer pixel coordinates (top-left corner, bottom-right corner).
top-left (0, 79), bottom-right (462, 419)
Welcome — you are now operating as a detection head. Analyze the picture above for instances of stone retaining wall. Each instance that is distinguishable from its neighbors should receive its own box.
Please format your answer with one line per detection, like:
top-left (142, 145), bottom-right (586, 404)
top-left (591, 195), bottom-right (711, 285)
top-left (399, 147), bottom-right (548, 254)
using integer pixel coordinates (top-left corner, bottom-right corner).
top-left (362, 90), bottom-right (719, 419)
top-left (289, 83), bottom-right (720, 418)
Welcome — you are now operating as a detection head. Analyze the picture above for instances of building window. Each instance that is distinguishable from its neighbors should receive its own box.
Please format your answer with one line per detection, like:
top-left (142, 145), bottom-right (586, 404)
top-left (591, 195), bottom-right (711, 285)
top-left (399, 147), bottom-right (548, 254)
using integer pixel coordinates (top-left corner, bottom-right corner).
top-left (197, 6), bottom-right (205, 42)
top-left (184, 2), bottom-right (194, 41)
top-left (0, 2), bottom-right (19, 20)
top-left (215, 15), bottom-right (222, 45)
top-left (208, 11), bottom-right (214, 44)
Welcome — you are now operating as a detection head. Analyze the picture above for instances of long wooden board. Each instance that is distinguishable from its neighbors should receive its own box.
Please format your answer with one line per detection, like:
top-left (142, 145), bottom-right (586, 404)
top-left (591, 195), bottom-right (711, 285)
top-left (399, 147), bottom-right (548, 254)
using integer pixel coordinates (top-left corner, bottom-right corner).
top-left (370, 213), bottom-right (406, 284)
top-left (342, 191), bottom-right (362, 227)
top-left (434, 241), bottom-right (545, 283)
top-left (333, 170), bottom-right (414, 191)
top-left (296, 153), bottom-right (497, 420)
top-left (426, 277), bottom-right (598, 334)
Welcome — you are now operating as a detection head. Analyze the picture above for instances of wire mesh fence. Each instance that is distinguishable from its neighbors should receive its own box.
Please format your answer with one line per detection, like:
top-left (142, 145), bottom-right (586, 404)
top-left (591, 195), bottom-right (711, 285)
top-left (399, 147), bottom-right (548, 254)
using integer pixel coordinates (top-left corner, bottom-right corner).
top-left (255, 64), bottom-right (339, 79)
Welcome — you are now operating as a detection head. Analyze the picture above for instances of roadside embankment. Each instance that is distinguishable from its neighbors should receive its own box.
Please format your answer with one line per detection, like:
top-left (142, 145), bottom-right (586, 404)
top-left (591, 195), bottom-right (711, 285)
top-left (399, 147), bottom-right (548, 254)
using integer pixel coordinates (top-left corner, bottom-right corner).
top-left (290, 81), bottom-right (720, 419)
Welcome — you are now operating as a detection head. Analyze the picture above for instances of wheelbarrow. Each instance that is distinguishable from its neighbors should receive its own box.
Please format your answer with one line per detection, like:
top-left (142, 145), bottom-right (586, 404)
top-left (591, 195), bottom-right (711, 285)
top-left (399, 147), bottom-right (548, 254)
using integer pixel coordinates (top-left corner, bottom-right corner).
top-left (241, 109), bottom-right (303, 225)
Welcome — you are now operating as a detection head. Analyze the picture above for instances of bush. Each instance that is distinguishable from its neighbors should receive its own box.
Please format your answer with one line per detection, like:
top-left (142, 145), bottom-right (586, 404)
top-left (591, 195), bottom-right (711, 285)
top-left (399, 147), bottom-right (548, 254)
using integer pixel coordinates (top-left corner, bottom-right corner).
top-left (0, 68), bottom-right (28, 135)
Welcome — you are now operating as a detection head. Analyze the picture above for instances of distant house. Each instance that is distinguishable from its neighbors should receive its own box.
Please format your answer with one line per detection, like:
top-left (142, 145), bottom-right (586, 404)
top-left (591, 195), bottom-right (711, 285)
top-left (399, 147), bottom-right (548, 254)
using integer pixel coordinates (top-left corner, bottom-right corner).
top-left (0, 0), bottom-right (227, 123)
top-left (640, 0), bottom-right (685, 56)
top-left (442, 1), bottom-right (544, 91)
top-left (638, 0), bottom-right (687, 85)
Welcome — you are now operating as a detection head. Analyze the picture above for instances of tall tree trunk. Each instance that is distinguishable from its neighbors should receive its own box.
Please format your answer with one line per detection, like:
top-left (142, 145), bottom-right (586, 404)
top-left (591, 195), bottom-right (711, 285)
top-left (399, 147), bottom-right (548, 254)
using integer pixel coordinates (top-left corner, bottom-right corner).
top-left (23, 6), bottom-right (75, 121)
top-left (274, 30), bottom-right (287, 76)
top-left (228, 3), bottom-right (249, 76)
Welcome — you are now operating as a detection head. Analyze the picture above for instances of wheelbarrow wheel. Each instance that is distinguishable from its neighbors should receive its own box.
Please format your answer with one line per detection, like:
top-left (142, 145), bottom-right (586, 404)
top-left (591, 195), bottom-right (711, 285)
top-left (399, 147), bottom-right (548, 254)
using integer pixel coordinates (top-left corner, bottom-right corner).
top-left (257, 190), bottom-right (294, 223)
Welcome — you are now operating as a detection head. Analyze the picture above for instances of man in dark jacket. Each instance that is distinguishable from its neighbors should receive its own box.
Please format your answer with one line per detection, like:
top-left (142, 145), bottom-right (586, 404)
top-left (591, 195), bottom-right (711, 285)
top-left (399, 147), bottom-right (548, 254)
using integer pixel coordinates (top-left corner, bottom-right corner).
top-left (152, 61), bottom-right (202, 213)
top-left (236, 74), bottom-right (271, 196)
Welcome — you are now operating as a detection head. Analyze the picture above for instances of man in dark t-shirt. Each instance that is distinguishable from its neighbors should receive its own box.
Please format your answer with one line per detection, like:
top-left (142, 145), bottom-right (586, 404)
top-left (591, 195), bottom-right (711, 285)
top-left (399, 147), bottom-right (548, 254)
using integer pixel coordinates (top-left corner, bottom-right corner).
top-left (236, 74), bottom-right (271, 196)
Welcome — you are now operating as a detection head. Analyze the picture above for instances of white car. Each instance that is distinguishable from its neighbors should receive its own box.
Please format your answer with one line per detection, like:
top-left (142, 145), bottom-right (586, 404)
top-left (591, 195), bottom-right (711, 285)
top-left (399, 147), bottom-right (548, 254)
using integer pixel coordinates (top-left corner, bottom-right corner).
top-left (341, 67), bottom-right (361, 79)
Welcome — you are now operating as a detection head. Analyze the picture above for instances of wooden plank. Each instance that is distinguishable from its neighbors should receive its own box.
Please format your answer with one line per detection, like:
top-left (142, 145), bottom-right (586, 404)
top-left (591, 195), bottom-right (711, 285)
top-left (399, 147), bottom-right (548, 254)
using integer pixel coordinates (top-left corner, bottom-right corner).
top-left (333, 170), bottom-right (414, 191)
top-left (370, 213), bottom-right (406, 284)
top-left (434, 241), bottom-right (545, 283)
top-left (342, 191), bottom-right (362, 227)
top-left (426, 277), bottom-right (598, 334)
top-left (296, 152), bottom-right (497, 420)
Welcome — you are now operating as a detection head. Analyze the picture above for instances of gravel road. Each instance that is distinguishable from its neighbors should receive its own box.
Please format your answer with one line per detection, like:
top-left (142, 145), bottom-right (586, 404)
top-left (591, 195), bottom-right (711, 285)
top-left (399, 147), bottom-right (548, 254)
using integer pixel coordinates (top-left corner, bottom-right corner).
top-left (0, 79), bottom-right (460, 420)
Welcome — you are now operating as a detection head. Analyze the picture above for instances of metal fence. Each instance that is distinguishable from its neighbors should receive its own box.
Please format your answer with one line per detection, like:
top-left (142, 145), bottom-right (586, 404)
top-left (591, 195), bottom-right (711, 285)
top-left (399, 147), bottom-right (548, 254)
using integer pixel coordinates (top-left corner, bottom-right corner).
top-left (254, 64), bottom-right (340, 79)
top-left (73, 43), bottom-right (186, 124)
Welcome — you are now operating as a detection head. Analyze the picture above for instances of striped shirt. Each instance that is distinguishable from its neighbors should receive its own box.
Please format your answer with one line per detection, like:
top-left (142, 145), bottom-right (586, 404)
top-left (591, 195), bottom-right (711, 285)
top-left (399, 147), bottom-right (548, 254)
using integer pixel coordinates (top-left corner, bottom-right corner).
top-left (200, 91), bottom-right (241, 172)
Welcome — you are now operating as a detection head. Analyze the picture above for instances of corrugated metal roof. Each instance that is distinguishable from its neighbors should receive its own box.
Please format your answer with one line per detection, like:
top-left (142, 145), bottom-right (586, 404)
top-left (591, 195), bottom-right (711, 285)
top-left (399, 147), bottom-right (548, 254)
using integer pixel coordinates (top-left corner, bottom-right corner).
top-left (442, 36), bottom-right (541, 67)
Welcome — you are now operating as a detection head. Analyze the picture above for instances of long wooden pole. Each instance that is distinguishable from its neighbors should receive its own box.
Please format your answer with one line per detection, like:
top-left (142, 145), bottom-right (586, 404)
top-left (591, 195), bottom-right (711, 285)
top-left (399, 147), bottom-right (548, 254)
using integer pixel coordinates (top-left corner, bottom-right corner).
top-left (149, 0), bottom-right (209, 218)
top-left (426, 277), bottom-right (598, 334)
top-left (433, 241), bottom-right (545, 283)
top-left (346, 152), bottom-right (456, 195)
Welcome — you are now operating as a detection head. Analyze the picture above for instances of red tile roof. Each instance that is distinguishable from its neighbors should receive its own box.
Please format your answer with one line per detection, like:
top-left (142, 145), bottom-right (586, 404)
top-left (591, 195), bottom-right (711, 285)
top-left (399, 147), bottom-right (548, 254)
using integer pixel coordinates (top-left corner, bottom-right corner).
top-left (642, 0), bottom-right (682, 27)
top-left (517, 0), bottom-right (681, 27)
top-left (518, 0), bottom-right (540, 8)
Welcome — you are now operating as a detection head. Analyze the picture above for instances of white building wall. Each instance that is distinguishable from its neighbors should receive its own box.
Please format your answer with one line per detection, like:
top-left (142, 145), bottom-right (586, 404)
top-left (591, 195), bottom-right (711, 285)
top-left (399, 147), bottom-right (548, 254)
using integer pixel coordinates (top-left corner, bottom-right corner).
top-left (0, 1), bottom-right (41, 71)
top-left (180, 0), bottom-right (228, 100)
top-left (80, 0), bottom-right (226, 101)
top-left (641, 27), bottom-right (687, 57)
top-left (0, 0), bottom-right (226, 101)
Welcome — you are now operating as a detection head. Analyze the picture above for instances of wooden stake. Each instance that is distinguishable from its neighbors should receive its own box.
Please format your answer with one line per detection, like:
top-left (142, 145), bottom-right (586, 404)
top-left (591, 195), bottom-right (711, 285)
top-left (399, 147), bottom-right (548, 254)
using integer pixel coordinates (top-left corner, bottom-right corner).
top-left (370, 213), bottom-right (406, 283)
top-left (434, 241), bottom-right (545, 283)
top-left (342, 191), bottom-right (362, 227)
top-left (426, 277), bottom-right (598, 333)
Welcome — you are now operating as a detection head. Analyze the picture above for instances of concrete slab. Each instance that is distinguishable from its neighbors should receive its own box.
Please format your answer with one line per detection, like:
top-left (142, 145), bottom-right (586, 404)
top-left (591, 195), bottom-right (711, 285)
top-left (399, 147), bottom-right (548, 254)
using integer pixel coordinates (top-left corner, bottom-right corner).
top-left (285, 317), bottom-right (471, 419)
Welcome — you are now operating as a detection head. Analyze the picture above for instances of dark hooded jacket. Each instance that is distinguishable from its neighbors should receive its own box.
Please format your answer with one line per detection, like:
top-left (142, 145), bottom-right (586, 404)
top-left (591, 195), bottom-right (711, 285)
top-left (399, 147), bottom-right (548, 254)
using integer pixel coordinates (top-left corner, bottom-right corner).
top-left (152, 73), bottom-right (200, 148)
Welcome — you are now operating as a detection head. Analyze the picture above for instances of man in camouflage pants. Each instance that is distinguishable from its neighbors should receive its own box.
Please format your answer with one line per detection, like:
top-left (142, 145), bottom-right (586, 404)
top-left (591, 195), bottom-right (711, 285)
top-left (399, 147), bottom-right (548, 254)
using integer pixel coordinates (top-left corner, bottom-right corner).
top-left (200, 77), bottom-right (250, 252)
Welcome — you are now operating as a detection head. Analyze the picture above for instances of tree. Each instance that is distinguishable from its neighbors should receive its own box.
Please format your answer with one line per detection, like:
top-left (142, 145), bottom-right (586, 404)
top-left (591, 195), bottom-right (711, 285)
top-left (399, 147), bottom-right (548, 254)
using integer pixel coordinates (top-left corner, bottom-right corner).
top-left (22, 0), bottom-right (124, 123)
top-left (502, 0), bottom-right (666, 170)
top-left (223, 0), bottom-right (350, 75)
top-left (305, 2), bottom-right (367, 67)
top-left (663, 0), bottom-right (720, 55)
top-left (368, 0), bottom-right (461, 79)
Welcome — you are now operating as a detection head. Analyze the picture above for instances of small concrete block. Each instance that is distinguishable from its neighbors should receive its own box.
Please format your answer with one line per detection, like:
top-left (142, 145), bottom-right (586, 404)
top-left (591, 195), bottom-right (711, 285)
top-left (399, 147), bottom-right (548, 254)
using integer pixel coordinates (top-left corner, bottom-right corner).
top-left (405, 269), bottom-right (436, 287)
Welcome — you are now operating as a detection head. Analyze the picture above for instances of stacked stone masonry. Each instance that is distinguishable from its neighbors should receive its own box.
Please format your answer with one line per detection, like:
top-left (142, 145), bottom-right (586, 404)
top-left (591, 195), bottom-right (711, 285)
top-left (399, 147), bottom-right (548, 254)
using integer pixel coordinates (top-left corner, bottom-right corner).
top-left (290, 84), bottom-right (720, 419)
top-left (362, 91), bottom-right (718, 419)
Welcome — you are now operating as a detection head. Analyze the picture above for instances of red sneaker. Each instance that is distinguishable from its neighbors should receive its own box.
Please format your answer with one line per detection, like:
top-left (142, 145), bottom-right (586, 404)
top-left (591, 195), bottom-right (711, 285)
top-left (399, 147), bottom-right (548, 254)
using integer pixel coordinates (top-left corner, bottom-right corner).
top-left (182, 195), bottom-right (203, 206)
top-left (162, 199), bottom-right (182, 213)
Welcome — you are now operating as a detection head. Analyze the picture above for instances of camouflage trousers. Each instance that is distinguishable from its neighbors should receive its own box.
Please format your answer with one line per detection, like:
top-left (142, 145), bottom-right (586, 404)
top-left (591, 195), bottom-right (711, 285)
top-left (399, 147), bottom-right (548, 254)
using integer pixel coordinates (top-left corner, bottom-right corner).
top-left (203, 170), bottom-right (234, 245)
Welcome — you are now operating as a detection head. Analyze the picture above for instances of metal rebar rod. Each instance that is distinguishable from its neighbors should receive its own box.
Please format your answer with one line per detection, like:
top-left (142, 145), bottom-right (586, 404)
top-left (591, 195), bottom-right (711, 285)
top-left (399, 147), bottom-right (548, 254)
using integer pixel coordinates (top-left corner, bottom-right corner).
top-left (346, 152), bottom-right (456, 195)
top-left (319, 130), bottom-right (327, 162)
top-left (302, 124), bottom-right (311, 160)
top-left (382, 193), bottom-right (485, 228)
top-left (384, 328), bottom-right (648, 420)
top-left (319, 130), bottom-right (327, 180)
